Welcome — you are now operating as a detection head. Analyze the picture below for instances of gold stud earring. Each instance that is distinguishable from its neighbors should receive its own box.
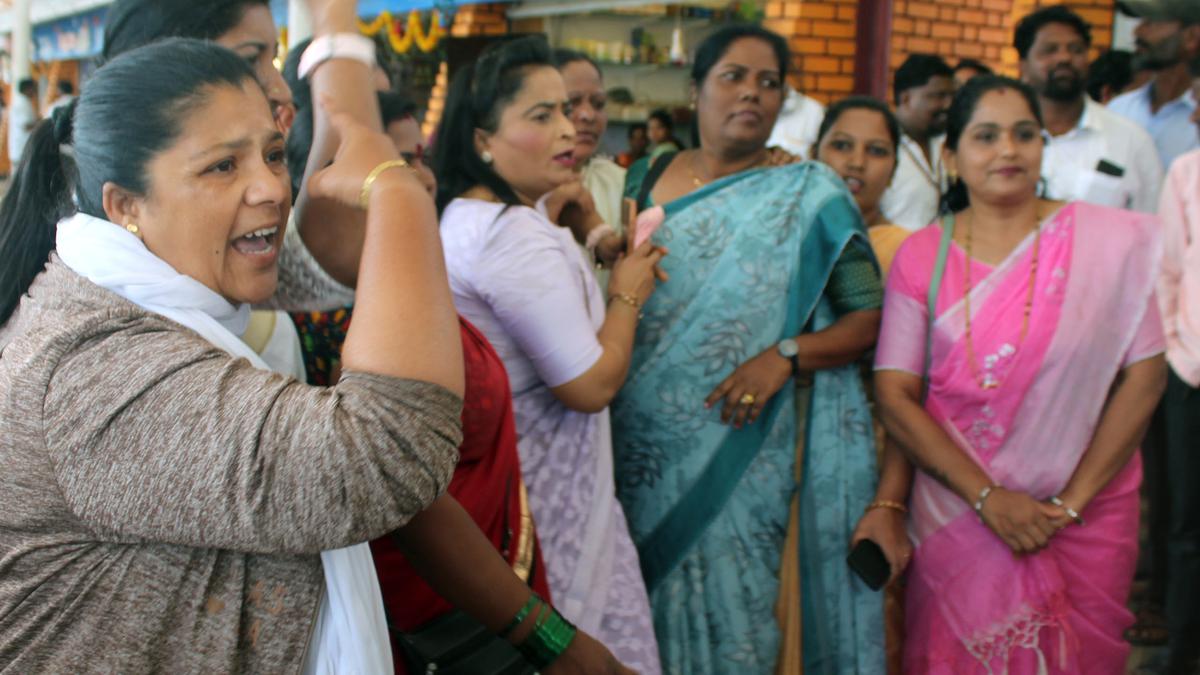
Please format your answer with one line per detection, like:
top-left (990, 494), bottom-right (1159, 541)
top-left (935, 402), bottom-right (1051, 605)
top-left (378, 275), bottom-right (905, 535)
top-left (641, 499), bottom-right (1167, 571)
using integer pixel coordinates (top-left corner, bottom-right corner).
top-left (125, 222), bottom-right (142, 239)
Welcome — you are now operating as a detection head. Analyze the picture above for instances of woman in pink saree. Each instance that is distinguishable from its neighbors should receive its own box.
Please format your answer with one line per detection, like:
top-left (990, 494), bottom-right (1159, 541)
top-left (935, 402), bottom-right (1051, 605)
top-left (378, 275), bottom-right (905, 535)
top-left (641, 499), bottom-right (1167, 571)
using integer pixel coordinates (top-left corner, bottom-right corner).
top-left (875, 76), bottom-right (1167, 673)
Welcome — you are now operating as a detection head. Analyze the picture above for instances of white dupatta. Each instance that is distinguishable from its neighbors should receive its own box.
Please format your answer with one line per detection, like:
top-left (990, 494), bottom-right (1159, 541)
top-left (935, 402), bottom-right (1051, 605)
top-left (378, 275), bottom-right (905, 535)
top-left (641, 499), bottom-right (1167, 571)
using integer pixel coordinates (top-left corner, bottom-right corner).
top-left (56, 212), bottom-right (392, 674)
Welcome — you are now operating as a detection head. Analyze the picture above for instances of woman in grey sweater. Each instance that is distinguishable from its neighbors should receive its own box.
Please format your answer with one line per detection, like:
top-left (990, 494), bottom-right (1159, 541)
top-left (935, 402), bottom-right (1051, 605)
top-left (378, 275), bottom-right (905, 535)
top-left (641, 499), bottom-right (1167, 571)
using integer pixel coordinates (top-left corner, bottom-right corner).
top-left (0, 39), bottom-right (626, 674)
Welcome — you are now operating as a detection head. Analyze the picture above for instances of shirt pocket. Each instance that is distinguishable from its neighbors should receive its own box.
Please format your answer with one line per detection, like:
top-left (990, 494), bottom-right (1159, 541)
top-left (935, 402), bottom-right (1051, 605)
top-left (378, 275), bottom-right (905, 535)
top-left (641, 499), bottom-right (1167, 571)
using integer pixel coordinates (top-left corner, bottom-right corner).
top-left (1074, 169), bottom-right (1132, 210)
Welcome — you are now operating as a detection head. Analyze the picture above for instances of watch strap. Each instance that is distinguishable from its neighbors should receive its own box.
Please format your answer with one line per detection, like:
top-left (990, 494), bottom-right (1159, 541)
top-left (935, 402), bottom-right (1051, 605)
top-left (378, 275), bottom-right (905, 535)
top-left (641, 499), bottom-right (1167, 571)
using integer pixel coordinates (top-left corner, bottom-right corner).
top-left (298, 33), bottom-right (377, 80)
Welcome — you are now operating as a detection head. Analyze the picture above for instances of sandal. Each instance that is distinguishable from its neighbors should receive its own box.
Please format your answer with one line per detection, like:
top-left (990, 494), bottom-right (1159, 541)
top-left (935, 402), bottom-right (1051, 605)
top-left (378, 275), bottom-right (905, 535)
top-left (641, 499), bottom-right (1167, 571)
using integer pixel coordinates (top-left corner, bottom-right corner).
top-left (1125, 606), bottom-right (1169, 646)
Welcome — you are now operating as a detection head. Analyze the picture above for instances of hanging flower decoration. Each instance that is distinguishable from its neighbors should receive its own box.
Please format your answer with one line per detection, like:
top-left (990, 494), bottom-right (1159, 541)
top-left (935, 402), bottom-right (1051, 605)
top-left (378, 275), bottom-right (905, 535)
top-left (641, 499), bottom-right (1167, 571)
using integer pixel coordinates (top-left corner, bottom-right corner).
top-left (358, 10), bottom-right (446, 54)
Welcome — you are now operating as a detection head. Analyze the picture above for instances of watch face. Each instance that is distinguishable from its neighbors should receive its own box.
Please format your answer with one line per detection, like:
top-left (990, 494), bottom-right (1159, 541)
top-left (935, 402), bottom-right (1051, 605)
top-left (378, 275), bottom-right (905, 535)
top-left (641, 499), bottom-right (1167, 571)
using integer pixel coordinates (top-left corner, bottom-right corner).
top-left (778, 338), bottom-right (799, 358)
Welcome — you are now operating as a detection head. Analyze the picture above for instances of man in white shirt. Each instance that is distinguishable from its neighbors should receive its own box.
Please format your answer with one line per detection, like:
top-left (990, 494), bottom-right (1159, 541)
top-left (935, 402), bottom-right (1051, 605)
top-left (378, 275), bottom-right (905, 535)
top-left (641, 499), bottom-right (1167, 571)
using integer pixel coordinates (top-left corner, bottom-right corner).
top-left (7, 79), bottom-right (37, 164)
top-left (767, 86), bottom-right (825, 159)
top-left (1017, 5), bottom-right (1163, 212)
top-left (1108, 0), bottom-right (1200, 169)
top-left (880, 54), bottom-right (955, 231)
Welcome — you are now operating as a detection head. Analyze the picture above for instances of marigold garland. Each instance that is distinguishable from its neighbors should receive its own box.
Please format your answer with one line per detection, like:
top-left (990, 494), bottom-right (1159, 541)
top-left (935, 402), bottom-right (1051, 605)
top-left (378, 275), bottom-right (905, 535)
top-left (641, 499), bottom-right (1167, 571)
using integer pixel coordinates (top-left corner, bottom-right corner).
top-left (358, 10), bottom-right (446, 54)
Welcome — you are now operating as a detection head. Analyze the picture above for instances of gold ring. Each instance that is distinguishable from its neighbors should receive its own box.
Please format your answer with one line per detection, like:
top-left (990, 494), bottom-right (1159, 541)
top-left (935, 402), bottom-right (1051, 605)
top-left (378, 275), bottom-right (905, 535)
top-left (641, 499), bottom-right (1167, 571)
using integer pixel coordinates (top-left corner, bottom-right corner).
top-left (739, 393), bottom-right (756, 406)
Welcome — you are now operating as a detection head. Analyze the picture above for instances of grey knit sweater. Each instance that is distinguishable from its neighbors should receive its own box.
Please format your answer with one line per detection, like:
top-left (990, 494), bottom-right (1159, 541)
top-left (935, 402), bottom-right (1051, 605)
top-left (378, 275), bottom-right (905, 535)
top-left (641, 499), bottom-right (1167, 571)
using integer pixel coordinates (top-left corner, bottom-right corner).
top-left (0, 260), bottom-right (462, 672)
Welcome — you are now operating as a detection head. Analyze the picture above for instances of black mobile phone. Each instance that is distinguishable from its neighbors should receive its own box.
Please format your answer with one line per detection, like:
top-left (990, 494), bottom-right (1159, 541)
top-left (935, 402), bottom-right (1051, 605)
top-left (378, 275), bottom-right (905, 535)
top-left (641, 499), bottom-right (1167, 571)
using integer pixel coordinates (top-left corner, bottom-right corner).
top-left (846, 539), bottom-right (890, 591)
top-left (1096, 159), bottom-right (1126, 178)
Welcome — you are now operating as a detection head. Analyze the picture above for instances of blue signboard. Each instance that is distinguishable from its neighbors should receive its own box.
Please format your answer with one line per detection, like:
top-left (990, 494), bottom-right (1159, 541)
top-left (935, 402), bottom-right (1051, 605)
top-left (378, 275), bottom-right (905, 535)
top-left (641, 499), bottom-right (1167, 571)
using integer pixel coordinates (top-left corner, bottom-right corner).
top-left (33, 7), bottom-right (107, 62)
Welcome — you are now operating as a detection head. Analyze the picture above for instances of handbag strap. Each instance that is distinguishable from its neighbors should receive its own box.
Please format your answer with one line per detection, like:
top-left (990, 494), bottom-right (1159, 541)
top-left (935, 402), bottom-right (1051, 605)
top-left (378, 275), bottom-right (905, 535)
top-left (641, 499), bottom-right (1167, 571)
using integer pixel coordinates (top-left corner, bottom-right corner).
top-left (924, 214), bottom-right (955, 402)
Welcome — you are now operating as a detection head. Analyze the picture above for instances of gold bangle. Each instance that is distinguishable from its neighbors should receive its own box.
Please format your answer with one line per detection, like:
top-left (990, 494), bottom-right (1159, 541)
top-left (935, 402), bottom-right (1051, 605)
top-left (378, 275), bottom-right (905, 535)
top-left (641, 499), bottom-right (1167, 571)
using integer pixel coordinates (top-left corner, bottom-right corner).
top-left (611, 292), bottom-right (640, 310)
top-left (359, 158), bottom-right (412, 210)
top-left (865, 500), bottom-right (908, 515)
top-left (610, 292), bottom-right (643, 319)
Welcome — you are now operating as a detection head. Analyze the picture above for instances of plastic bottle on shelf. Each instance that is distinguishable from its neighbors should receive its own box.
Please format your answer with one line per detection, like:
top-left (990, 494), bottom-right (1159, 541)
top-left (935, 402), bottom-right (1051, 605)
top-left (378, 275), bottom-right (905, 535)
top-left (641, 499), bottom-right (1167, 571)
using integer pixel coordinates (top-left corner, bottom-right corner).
top-left (668, 18), bottom-right (686, 66)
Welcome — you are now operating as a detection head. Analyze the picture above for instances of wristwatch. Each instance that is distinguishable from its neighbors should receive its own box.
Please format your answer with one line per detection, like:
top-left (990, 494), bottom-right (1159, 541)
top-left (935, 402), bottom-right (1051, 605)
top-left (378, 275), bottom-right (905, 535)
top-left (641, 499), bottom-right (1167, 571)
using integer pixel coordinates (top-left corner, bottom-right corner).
top-left (777, 337), bottom-right (799, 372)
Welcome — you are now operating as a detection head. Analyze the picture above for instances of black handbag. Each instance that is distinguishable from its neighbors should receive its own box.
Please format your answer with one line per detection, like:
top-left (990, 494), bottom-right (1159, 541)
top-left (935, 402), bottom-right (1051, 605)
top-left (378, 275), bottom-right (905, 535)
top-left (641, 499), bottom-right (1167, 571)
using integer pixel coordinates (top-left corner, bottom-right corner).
top-left (388, 476), bottom-right (541, 675)
top-left (391, 609), bottom-right (536, 675)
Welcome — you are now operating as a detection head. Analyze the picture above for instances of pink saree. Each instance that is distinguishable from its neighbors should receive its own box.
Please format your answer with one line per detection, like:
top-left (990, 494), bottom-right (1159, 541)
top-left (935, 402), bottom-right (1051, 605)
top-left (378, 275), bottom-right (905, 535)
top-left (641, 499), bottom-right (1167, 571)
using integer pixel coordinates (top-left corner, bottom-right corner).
top-left (875, 202), bottom-right (1165, 674)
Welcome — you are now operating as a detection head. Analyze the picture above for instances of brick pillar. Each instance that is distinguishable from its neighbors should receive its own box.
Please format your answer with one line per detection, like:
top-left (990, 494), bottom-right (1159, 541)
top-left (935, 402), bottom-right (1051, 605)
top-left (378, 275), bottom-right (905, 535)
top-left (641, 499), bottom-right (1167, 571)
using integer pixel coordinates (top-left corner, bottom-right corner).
top-left (764, 0), bottom-right (858, 104)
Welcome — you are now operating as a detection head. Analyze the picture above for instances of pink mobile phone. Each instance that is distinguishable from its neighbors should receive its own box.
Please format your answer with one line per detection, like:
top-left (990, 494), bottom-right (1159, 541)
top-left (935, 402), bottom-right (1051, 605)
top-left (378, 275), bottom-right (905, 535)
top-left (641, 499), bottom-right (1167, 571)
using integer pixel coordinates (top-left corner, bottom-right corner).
top-left (633, 205), bottom-right (666, 249)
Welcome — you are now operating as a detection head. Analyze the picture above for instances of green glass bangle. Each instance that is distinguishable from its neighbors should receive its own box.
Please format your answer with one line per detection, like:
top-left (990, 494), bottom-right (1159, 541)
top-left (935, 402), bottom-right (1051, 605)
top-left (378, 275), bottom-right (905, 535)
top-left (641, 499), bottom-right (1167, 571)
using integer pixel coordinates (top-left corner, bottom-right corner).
top-left (499, 593), bottom-right (541, 640)
top-left (517, 604), bottom-right (578, 669)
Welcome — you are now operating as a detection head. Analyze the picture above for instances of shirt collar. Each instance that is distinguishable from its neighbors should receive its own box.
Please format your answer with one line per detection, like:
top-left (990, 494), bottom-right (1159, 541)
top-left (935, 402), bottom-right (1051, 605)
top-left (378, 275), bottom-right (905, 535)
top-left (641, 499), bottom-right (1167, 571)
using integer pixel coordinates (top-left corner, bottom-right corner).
top-left (1077, 97), bottom-right (1103, 133)
top-left (1135, 80), bottom-right (1198, 112)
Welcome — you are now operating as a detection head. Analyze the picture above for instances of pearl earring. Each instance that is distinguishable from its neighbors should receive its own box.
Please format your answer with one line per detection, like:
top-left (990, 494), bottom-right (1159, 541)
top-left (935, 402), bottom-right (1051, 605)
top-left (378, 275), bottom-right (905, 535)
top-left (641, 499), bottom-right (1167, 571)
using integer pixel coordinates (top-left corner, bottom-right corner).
top-left (481, 150), bottom-right (494, 164)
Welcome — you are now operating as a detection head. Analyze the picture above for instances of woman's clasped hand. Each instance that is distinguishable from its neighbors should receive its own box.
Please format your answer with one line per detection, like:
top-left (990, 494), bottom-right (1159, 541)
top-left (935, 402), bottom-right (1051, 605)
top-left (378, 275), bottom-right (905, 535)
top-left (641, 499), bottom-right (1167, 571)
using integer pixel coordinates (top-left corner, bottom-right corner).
top-left (976, 486), bottom-right (1075, 554)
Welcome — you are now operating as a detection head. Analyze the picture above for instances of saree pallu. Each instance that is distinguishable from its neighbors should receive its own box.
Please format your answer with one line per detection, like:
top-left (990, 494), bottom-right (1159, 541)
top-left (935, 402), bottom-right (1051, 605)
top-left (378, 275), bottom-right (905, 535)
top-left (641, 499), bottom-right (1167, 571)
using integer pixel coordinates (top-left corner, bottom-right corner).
top-left (875, 202), bottom-right (1164, 674)
top-left (612, 162), bottom-right (885, 674)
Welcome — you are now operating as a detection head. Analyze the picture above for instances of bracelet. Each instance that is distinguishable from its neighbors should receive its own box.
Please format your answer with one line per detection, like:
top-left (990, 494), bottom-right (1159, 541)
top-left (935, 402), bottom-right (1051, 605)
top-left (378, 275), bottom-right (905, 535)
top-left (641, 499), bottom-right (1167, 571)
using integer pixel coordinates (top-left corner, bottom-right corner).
top-left (611, 292), bottom-right (640, 310)
top-left (1050, 496), bottom-right (1085, 526)
top-left (973, 484), bottom-right (1000, 520)
top-left (517, 603), bottom-right (578, 669)
top-left (499, 593), bottom-right (542, 639)
top-left (298, 32), bottom-right (377, 80)
top-left (585, 223), bottom-right (616, 252)
top-left (610, 292), bottom-right (643, 319)
top-left (865, 500), bottom-right (908, 515)
top-left (359, 158), bottom-right (412, 210)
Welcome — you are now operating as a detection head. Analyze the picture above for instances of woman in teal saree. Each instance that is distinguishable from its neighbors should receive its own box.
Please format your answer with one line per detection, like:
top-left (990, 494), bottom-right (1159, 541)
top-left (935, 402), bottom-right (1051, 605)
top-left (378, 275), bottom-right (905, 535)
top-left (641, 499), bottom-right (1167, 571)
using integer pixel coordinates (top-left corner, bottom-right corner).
top-left (613, 26), bottom-right (891, 675)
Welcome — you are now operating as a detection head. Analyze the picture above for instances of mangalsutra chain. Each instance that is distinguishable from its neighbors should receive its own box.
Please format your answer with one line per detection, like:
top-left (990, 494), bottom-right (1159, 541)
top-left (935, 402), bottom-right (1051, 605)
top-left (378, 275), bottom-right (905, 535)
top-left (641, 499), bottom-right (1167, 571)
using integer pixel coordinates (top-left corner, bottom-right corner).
top-left (962, 212), bottom-right (1041, 390)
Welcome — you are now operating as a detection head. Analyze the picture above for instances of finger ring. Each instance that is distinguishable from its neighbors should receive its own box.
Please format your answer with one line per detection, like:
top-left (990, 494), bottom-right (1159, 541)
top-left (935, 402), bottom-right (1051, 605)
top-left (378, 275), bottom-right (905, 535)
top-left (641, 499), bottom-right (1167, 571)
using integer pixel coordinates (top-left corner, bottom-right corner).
top-left (739, 393), bottom-right (756, 406)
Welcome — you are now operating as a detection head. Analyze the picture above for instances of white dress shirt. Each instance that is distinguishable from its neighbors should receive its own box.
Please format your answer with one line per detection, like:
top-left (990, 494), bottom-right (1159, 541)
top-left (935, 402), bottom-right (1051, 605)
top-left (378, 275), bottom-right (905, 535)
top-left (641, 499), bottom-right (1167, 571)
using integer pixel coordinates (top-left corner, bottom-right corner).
top-left (1107, 81), bottom-right (1199, 170)
top-left (767, 88), bottom-right (826, 160)
top-left (1042, 97), bottom-right (1164, 213)
top-left (880, 133), bottom-right (946, 231)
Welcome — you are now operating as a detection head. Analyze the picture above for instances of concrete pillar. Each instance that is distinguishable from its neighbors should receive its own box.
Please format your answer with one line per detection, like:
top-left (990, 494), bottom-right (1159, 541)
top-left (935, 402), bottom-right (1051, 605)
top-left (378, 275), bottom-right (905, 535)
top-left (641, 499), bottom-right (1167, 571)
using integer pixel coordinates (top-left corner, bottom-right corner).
top-left (10, 0), bottom-right (31, 81)
top-left (287, 0), bottom-right (314, 47)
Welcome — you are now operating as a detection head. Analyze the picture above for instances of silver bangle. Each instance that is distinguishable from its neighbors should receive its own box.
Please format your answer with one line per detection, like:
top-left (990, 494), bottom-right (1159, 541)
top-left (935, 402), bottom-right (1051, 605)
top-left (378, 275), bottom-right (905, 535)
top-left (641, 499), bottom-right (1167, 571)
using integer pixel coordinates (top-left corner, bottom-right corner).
top-left (973, 484), bottom-right (1000, 520)
top-left (1050, 496), bottom-right (1085, 526)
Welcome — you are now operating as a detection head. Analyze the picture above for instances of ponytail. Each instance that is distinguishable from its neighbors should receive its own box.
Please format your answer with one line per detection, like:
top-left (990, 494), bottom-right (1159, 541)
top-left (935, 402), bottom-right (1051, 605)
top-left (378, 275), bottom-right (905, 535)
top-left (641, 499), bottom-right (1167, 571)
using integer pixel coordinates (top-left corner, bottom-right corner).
top-left (432, 36), bottom-right (554, 213)
top-left (0, 38), bottom-right (259, 327)
top-left (0, 102), bottom-right (77, 325)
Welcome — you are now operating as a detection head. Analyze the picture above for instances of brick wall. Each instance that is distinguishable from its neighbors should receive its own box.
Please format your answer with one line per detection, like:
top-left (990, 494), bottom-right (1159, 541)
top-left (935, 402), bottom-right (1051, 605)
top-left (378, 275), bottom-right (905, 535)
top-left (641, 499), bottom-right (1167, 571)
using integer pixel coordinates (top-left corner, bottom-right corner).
top-left (765, 0), bottom-right (1114, 105)
top-left (888, 0), bottom-right (1114, 92)
top-left (764, 0), bottom-right (859, 104)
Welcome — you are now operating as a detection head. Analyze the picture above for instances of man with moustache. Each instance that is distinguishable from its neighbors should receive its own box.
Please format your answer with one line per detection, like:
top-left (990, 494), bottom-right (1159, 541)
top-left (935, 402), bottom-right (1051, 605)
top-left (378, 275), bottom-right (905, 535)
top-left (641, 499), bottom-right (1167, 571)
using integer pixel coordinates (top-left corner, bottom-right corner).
top-left (1017, 5), bottom-right (1163, 212)
top-left (880, 54), bottom-right (955, 231)
top-left (1153, 51), bottom-right (1200, 675)
top-left (1108, 0), bottom-right (1200, 170)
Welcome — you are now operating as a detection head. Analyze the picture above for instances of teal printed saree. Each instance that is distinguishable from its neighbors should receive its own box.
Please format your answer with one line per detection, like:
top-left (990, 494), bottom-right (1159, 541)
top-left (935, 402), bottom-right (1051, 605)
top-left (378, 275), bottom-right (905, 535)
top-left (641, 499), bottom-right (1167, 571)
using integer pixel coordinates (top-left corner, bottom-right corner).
top-left (613, 161), bottom-right (885, 674)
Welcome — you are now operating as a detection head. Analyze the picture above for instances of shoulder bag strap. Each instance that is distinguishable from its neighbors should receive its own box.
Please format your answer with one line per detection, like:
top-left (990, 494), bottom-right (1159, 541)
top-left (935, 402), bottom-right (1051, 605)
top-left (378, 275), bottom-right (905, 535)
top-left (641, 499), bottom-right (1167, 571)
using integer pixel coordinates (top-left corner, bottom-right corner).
top-left (924, 214), bottom-right (955, 403)
top-left (636, 151), bottom-right (677, 211)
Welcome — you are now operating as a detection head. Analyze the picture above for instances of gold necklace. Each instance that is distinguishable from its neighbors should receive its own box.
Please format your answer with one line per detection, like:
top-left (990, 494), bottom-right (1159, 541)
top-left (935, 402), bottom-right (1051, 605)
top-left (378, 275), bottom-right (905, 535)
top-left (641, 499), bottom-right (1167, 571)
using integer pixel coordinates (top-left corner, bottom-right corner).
top-left (962, 211), bottom-right (1041, 390)
top-left (688, 151), bottom-right (767, 187)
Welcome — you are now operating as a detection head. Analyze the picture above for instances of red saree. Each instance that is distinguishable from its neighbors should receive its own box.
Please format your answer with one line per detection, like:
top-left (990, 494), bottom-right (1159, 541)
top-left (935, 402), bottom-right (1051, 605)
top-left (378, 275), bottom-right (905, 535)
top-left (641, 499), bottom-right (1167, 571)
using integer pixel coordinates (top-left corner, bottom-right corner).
top-left (292, 312), bottom-right (551, 674)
